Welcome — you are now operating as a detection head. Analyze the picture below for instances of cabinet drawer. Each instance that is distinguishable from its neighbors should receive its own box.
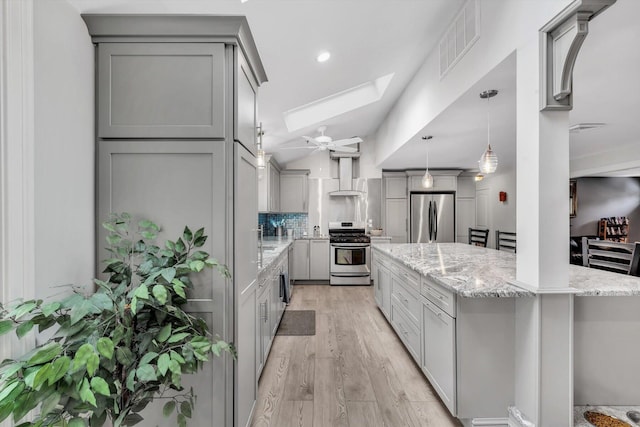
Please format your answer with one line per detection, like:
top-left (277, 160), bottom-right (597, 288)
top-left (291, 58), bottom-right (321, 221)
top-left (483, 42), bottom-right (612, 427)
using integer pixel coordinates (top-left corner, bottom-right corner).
top-left (391, 276), bottom-right (420, 325)
top-left (390, 300), bottom-right (421, 364)
top-left (421, 276), bottom-right (456, 318)
top-left (389, 262), bottom-right (420, 293)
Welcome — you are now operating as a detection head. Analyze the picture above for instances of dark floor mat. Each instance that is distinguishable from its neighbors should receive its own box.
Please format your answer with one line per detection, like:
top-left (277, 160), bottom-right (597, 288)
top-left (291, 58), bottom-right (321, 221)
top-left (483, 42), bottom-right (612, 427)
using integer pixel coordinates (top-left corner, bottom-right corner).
top-left (277, 310), bottom-right (316, 336)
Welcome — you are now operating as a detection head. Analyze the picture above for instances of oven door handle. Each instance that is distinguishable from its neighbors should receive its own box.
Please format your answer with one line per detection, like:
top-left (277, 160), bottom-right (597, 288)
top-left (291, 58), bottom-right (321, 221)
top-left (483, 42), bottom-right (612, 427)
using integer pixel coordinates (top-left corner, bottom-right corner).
top-left (331, 245), bottom-right (370, 250)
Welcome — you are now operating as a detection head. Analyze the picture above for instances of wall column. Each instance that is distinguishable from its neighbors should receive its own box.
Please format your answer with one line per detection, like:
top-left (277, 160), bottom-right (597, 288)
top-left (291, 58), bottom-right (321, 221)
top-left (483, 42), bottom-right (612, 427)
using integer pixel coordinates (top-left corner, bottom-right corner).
top-left (0, 0), bottom-right (36, 385)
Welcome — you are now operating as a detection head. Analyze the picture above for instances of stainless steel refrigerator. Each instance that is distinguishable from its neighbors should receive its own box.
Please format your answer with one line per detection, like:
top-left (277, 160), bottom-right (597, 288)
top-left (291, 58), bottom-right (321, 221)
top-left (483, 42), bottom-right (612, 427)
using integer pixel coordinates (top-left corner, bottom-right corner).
top-left (410, 193), bottom-right (455, 243)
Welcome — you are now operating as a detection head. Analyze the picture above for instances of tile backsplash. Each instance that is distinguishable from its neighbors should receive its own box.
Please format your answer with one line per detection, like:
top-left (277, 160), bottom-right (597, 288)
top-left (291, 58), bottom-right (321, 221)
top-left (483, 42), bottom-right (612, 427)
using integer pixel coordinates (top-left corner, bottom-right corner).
top-left (259, 213), bottom-right (308, 237)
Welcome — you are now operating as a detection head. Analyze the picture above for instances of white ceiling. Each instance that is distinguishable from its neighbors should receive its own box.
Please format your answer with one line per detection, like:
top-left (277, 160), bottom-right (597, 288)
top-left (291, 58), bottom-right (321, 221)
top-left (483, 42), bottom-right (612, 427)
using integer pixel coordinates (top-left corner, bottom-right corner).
top-left (68, 0), bottom-right (638, 176)
top-left (68, 0), bottom-right (465, 165)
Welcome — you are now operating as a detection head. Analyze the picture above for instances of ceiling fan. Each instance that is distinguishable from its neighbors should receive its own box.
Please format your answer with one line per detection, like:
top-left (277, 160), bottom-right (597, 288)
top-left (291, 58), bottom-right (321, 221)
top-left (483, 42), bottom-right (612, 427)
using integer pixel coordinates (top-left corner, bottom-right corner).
top-left (280, 126), bottom-right (363, 153)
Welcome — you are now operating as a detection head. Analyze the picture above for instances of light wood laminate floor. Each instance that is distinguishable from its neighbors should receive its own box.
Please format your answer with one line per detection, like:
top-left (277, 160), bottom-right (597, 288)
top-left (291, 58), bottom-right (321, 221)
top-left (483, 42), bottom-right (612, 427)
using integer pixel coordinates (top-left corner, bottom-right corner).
top-left (251, 284), bottom-right (462, 427)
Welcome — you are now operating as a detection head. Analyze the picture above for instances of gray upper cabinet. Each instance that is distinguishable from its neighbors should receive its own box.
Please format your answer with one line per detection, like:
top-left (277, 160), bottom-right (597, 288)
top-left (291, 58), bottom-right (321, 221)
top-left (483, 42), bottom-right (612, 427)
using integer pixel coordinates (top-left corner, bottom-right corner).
top-left (98, 43), bottom-right (226, 139)
top-left (236, 53), bottom-right (258, 152)
top-left (280, 170), bottom-right (309, 213)
top-left (385, 175), bottom-right (407, 199)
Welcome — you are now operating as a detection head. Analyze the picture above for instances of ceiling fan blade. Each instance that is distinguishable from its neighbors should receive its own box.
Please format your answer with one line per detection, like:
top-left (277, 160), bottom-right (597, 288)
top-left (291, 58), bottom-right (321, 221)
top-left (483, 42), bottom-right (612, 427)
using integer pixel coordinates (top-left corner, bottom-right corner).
top-left (302, 136), bottom-right (322, 146)
top-left (330, 137), bottom-right (363, 146)
top-left (329, 145), bottom-right (357, 153)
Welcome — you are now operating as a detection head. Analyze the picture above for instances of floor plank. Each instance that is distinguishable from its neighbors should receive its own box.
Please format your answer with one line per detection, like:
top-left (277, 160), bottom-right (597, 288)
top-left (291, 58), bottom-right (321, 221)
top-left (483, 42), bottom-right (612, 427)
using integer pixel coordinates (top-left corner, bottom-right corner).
top-left (345, 401), bottom-right (384, 427)
top-left (313, 357), bottom-right (349, 427)
top-left (252, 284), bottom-right (462, 427)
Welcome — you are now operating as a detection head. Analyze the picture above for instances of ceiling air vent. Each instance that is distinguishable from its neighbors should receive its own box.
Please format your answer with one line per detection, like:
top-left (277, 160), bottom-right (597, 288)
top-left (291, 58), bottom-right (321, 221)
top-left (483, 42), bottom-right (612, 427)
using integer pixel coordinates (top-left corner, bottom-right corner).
top-left (439, 0), bottom-right (480, 78)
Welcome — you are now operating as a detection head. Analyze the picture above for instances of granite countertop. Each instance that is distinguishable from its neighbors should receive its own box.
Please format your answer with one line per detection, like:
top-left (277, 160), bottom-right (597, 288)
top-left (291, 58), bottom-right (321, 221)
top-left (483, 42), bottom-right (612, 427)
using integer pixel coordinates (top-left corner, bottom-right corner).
top-left (372, 243), bottom-right (640, 298)
top-left (372, 243), bottom-right (530, 298)
top-left (574, 405), bottom-right (640, 426)
top-left (295, 235), bottom-right (329, 240)
top-left (258, 237), bottom-right (292, 275)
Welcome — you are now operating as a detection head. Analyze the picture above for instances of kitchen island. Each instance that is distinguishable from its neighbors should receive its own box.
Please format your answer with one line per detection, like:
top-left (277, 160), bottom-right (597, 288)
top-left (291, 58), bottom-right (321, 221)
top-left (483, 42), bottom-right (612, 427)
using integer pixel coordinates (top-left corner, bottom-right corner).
top-left (371, 242), bottom-right (640, 426)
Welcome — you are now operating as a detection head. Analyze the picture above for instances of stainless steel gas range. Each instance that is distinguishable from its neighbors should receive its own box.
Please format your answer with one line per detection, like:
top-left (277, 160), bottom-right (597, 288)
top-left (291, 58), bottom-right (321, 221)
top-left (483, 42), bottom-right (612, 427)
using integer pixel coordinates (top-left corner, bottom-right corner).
top-left (328, 221), bottom-right (371, 286)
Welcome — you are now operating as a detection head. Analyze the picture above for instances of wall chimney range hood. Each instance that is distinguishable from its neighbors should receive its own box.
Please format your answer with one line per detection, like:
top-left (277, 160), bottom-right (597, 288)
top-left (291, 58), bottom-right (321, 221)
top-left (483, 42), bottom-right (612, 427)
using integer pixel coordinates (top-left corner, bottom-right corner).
top-left (329, 152), bottom-right (364, 197)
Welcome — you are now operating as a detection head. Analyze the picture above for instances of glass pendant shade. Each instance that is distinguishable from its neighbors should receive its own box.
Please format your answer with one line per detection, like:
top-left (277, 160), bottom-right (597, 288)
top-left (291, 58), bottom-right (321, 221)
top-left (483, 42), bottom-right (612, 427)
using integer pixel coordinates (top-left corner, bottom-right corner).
top-left (478, 144), bottom-right (498, 174)
top-left (422, 171), bottom-right (434, 188)
top-left (474, 173), bottom-right (484, 182)
top-left (256, 149), bottom-right (266, 169)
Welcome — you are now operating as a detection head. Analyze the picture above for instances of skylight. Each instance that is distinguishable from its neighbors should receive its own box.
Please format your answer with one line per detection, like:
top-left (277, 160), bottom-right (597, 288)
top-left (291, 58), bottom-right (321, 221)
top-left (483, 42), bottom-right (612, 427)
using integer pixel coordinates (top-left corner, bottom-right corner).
top-left (283, 73), bottom-right (394, 132)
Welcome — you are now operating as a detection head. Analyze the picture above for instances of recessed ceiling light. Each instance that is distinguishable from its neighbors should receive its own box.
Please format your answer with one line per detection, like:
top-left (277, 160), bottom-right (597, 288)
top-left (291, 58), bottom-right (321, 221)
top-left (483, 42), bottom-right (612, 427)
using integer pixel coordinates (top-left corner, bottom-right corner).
top-left (240, 0), bottom-right (248, 3)
top-left (316, 51), bottom-right (331, 63)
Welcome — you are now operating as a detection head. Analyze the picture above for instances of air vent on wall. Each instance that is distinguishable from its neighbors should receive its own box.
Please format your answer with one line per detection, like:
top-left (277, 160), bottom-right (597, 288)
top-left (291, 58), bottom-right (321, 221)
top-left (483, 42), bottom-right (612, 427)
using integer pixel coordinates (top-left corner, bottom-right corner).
top-left (439, 0), bottom-right (480, 78)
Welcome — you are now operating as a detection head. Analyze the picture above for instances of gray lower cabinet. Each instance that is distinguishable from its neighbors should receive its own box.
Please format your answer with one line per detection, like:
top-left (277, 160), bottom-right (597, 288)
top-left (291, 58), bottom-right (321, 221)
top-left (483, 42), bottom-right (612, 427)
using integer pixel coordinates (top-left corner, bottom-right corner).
top-left (256, 283), bottom-right (271, 377)
top-left (293, 240), bottom-right (310, 281)
top-left (376, 262), bottom-right (391, 319)
top-left (309, 239), bottom-right (330, 280)
top-left (422, 298), bottom-right (456, 415)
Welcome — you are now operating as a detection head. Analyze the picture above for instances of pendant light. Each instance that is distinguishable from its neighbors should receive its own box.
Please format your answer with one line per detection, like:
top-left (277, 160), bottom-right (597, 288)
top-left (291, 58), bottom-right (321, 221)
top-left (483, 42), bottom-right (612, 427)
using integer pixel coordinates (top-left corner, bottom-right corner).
top-left (256, 122), bottom-right (266, 169)
top-left (478, 90), bottom-right (498, 174)
top-left (421, 135), bottom-right (433, 189)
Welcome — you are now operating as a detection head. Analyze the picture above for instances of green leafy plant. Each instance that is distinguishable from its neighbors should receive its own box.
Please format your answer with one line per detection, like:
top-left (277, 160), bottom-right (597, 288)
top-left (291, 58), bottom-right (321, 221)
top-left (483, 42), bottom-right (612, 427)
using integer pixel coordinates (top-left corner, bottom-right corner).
top-left (0, 213), bottom-right (232, 427)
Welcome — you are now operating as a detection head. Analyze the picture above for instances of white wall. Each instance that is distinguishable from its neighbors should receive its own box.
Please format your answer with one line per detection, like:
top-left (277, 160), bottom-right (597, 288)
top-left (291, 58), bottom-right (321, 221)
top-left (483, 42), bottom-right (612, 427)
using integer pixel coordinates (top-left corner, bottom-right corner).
top-left (34, 0), bottom-right (95, 298)
top-left (284, 136), bottom-right (381, 179)
top-left (374, 0), bottom-right (571, 166)
top-left (476, 167), bottom-right (517, 248)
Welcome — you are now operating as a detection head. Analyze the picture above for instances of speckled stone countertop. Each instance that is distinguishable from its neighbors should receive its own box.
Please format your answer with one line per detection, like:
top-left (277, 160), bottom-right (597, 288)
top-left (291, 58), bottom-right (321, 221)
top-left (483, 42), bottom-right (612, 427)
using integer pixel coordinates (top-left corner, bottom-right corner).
top-left (372, 243), bottom-right (640, 298)
top-left (574, 405), bottom-right (640, 426)
top-left (294, 236), bottom-right (330, 240)
top-left (258, 237), bottom-right (292, 275)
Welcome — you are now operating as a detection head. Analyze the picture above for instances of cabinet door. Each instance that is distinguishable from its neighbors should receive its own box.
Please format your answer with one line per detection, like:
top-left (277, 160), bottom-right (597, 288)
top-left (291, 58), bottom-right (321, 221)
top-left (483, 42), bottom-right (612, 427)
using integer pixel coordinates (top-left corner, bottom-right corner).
top-left (385, 176), bottom-right (407, 198)
top-left (280, 173), bottom-right (308, 212)
top-left (456, 198), bottom-right (476, 244)
top-left (270, 271), bottom-right (282, 336)
top-left (422, 299), bottom-right (456, 415)
top-left (97, 140), bottom-right (228, 426)
top-left (269, 165), bottom-right (280, 212)
top-left (385, 199), bottom-right (407, 243)
top-left (234, 144), bottom-right (258, 427)
top-left (258, 167), bottom-right (268, 213)
top-left (309, 240), bottom-right (330, 280)
top-left (373, 260), bottom-right (382, 307)
top-left (293, 240), bottom-right (310, 280)
top-left (236, 53), bottom-right (257, 152)
top-left (257, 290), bottom-right (271, 377)
top-left (378, 265), bottom-right (391, 319)
top-left (98, 43), bottom-right (225, 139)
top-left (409, 175), bottom-right (457, 192)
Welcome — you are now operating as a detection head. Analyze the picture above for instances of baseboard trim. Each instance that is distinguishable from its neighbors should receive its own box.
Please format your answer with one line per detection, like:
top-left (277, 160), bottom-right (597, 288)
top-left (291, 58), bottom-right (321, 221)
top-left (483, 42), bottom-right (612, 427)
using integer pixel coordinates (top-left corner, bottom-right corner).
top-left (508, 406), bottom-right (535, 427)
top-left (472, 417), bottom-right (510, 426)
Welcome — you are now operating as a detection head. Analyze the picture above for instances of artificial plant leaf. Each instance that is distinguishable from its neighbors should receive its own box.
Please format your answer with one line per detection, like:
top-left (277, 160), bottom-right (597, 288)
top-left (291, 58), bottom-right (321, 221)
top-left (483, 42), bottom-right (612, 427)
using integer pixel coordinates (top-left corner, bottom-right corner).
top-left (48, 356), bottom-right (70, 384)
top-left (183, 226), bottom-right (193, 242)
top-left (0, 320), bottom-right (13, 336)
top-left (136, 365), bottom-right (157, 382)
top-left (90, 293), bottom-right (113, 311)
top-left (157, 324), bottom-right (172, 343)
top-left (9, 302), bottom-right (37, 320)
top-left (177, 413), bottom-right (187, 427)
top-left (122, 413), bottom-right (144, 426)
top-left (194, 235), bottom-right (207, 247)
top-left (167, 333), bottom-right (189, 344)
top-left (152, 285), bottom-right (168, 305)
top-left (68, 417), bottom-right (87, 427)
top-left (162, 400), bottom-right (176, 417)
top-left (188, 261), bottom-right (205, 273)
top-left (87, 353), bottom-right (100, 377)
top-left (96, 337), bottom-right (115, 360)
top-left (72, 343), bottom-right (95, 372)
top-left (157, 354), bottom-right (171, 377)
top-left (26, 342), bottom-right (62, 366)
top-left (79, 378), bottom-right (97, 407)
top-left (0, 403), bottom-right (11, 424)
top-left (15, 321), bottom-right (34, 339)
top-left (169, 351), bottom-right (185, 364)
top-left (180, 401), bottom-right (192, 419)
top-left (32, 363), bottom-right (51, 389)
top-left (126, 370), bottom-right (137, 392)
top-left (40, 302), bottom-right (60, 317)
top-left (0, 381), bottom-right (20, 403)
top-left (116, 348), bottom-right (135, 367)
top-left (90, 377), bottom-right (110, 396)
top-left (70, 299), bottom-right (93, 325)
top-left (0, 363), bottom-right (23, 382)
top-left (133, 285), bottom-right (149, 300)
top-left (40, 391), bottom-right (61, 417)
top-left (160, 268), bottom-right (176, 284)
top-left (139, 352), bottom-right (158, 366)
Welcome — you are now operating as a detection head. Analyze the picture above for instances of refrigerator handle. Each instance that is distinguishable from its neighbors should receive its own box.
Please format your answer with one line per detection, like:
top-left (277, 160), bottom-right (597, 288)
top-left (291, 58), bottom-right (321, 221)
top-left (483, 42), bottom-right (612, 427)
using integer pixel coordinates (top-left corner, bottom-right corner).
top-left (428, 200), bottom-right (433, 241)
top-left (433, 201), bottom-right (438, 240)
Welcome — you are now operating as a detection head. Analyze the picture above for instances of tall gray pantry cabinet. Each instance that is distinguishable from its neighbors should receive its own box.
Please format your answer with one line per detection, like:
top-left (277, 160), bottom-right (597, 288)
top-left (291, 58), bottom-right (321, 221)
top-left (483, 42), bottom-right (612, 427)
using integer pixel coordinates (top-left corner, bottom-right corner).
top-left (82, 15), bottom-right (267, 427)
